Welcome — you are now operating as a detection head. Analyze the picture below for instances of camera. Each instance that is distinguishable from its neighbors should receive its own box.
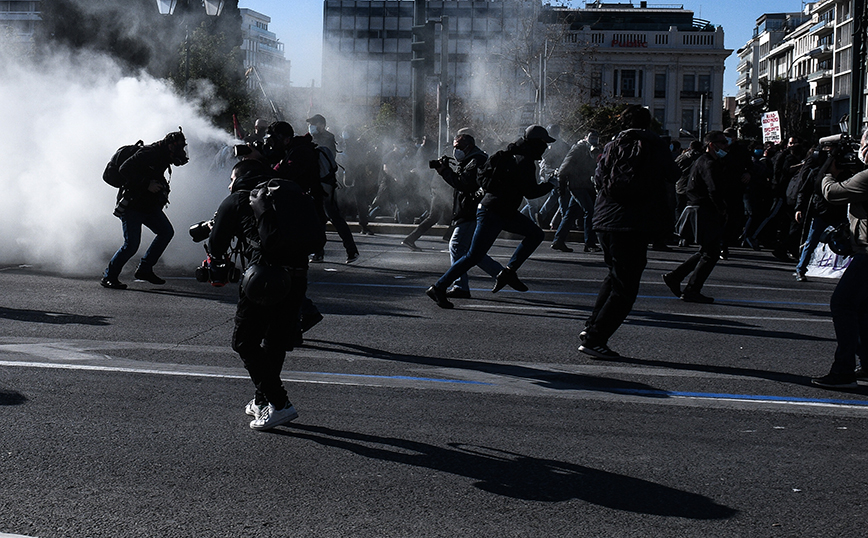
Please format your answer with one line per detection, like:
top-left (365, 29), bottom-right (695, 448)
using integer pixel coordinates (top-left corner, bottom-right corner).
top-left (429, 156), bottom-right (453, 169)
top-left (195, 255), bottom-right (241, 287)
top-left (189, 220), bottom-right (213, 243)
top-left (234, 144), bottom-right (253, 157)
top-left (818, 133), bottom-right (864, 171)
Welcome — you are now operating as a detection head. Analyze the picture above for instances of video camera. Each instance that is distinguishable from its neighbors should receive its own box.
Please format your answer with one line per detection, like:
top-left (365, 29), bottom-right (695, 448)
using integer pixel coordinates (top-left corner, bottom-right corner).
top-left (189, 219), bottom-right (213, 243)
top-left (429, 156), bottom-right (454, 169)
top-left (817, 133), bottom-right (864, 171)
top-left (195, 254), bottom-right (241, 287)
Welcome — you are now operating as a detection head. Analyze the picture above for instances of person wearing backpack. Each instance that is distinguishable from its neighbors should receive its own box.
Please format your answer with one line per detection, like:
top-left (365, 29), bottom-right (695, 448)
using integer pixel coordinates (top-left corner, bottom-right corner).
top-left (663, 131), bottom-right (730, 305)
top-left (208, 158), bottom-right (315, 430)
top-left (101, 130), bottom-right (188, 290)
top-left (579, 105), bottom-right (678, 359)
top-left (307, 114), bottom-right (359, 263)
top-left (425, 125), bottom-right (554, 309)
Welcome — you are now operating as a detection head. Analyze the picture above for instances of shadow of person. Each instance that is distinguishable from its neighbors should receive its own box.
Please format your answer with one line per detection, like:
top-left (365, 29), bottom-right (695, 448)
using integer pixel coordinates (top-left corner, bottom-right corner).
top-left (277, 424), bottom-right (737, 519)
top-left (0, 307), bottom-right (110, 326)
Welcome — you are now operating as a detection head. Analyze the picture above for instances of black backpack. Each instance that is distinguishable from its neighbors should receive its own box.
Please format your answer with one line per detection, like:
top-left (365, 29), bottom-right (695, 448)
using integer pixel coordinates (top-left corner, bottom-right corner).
top-left (249, 178), bottom-right (326, 266)
top-left (103, 141), bottom-right (144, 188)
top-left (596, 131), bottom-right (649, 199)
top-left (477, 150), bottom-right (517, 194)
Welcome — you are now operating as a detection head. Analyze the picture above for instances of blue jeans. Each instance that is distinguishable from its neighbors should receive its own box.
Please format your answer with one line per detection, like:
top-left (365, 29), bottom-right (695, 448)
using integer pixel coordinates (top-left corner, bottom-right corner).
top-left (436, 206), bottom-right (544, 289)
top-left (795, 216), bottom-right (830, 275)
top-left (829, 254), bottom-right (868, 375)
top-left (554, 189), bottom-right (596, 246)
top-left (448, 220), bottom-right (503, 290)
top-left (104, 208), bottom-right (174, 280)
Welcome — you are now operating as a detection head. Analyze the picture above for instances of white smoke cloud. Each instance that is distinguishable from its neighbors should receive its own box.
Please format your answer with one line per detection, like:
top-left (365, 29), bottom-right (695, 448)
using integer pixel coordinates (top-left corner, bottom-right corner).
top-left (0, 46), bottom-right (235, 276)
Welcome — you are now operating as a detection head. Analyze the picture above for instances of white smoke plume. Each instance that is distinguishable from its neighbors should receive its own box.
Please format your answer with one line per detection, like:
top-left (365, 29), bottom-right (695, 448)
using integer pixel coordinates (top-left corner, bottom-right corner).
top-left (0, 46), bottom-right (235, 276)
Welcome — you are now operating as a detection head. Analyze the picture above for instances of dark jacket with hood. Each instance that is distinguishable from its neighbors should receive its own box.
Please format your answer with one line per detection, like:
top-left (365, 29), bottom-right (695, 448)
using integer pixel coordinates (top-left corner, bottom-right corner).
top-left (437, 145), bottom-right (488, 226)
top-left (592, 128), bottom-right (678, 234)
top-left (119, 141), bottom-right (173, 212)
top-left (480, 138), bottom-right (553, 216)
top-left (208, 160), bottom-right (311, 267)
top-left (274, 133), bottom-right (321, 198)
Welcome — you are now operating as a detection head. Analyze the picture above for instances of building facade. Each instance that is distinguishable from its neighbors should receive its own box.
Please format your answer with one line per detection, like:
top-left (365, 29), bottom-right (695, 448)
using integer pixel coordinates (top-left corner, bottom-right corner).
top-left (543, 2), bottom-right (731, 138)
top-left (0, 0), bottom-right (41, 43)
top-left (321, 1), bottom-right (731, 139)
top-left (240, 9), bottom-right (291, 91)
top-left (735, 0), bottom-right (855, 139)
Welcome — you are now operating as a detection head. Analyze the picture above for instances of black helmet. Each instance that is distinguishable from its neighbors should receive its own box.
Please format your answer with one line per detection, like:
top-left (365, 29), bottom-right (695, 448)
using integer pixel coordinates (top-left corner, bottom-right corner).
top-left (240, 264), bottom-right (291, 306)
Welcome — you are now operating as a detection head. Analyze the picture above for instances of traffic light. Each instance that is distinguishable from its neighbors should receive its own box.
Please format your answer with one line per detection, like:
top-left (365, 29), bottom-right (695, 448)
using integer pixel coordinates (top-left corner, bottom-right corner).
top-left (411, 20), bottom-right (436, 72)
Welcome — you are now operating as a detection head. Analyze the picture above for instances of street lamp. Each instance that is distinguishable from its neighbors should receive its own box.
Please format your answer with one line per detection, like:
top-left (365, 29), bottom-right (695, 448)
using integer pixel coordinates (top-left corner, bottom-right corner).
top-left (155, 0), bottom-right (225, 95)
top-left (156, 0), bottom-right (223, 16)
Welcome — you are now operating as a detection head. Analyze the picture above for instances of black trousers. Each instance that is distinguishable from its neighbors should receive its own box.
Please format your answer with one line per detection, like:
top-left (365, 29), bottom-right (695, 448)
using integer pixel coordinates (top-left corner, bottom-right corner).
top-left (584, 231), bottom-right (648, 345)
top-left (232, 270), bottom-right (307, 408)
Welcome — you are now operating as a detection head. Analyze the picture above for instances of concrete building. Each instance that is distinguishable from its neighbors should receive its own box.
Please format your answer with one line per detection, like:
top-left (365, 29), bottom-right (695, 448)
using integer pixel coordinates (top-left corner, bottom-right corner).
top-left (0, 0), bottom-right (41, 43)
top-left (321, 1), bottom-right (731, 140)
top-left (735, 1), bottom-right (855, 139)
top-left (240, 8), bottom-right (291, 94)
top-left (542, 2), bottom-right (732, 139)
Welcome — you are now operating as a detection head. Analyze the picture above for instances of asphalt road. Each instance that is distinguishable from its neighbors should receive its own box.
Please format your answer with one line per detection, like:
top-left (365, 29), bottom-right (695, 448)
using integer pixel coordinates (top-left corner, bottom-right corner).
top-left (2, 230), bottom-right (867, 537)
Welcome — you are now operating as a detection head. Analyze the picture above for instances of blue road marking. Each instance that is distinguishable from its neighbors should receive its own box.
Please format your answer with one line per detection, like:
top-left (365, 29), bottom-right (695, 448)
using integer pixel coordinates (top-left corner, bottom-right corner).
top-left (608, 387), bottom-right (868, 406)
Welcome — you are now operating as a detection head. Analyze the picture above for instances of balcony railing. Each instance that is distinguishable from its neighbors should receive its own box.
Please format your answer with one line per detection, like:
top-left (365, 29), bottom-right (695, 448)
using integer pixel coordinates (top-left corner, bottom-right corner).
top-left (680, 90), bottom-right (712, 100)
top-left (807, 94), bottom-right (832, 104)
top-left (808, 69), bottom-right (833, 82)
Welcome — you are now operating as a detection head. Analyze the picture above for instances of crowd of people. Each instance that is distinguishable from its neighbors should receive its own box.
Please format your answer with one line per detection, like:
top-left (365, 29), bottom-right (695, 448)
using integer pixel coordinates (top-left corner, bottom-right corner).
top-left (99, 107), bottom-right (868, 432)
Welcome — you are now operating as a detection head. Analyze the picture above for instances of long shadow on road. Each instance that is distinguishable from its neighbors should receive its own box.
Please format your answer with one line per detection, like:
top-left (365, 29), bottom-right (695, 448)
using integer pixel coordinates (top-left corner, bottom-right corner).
top-left (303, 339), bottom-right (669, 397)
top-left (276, 423), bottom-right (738, 518)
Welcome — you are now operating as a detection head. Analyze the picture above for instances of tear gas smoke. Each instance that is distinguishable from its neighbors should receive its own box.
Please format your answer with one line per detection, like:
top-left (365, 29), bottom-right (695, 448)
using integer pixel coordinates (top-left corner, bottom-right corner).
top-left (0, 47), bottom-right (235, 276)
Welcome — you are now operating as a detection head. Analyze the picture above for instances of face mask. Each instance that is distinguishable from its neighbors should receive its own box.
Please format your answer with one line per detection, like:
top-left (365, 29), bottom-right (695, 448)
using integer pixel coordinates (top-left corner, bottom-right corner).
top-left (308, 125), bottom-right (318, 135)
top-left (453, 148), bottom-right (466, 161)
top-left (725, 137), bottom-right (733, 146)
top-left (171, 146), bottom-right (189, 166)
top-left (716, 149), bottom-right (728, 159)
top-left (754, 149), bottom-right (763, 157)
top-left (860, 145), bottom-right (868, 164)
top-left (669, 144), bottom-right (674, 152)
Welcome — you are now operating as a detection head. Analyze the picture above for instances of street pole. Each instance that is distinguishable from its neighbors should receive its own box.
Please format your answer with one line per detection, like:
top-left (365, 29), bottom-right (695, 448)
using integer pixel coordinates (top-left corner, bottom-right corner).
top-left (850, 0), bottom-right (866, 136)
top-left (438, 16), bottom-right (449, 156)
top-left (412, 0), bottom-right (427, 142)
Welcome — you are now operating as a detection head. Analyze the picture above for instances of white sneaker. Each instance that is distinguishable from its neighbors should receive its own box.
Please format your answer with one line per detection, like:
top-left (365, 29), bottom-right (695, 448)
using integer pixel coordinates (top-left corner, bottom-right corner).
top-left (249, 403), bottom-right (299, 430)
top-left (244, 398), bottom-right (264, 417)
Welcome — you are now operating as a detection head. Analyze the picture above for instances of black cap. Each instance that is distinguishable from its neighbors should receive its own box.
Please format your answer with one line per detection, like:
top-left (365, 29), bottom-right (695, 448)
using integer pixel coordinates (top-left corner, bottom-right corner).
top-left (306, 114), bottom-right (326, 125)
top-left (525, 125), bottom-right (556, 143)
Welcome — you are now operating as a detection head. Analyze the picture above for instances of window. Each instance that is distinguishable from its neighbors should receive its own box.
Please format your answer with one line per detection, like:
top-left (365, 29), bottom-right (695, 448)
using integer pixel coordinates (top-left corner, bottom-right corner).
top-left (698, 74), bottom-right (711, 93)
top-left (653, 108), bottom-right (665, 126)
top-left (683, 74), bottom-right (695, 92)
top-left (590, 70), bottom-right (602, 98)
top-left (654, 73), bottom-right (666, 98)
top-left (616, 69), bottom-right (642, 98)
top-left (682, 109), bottom-right (695, 134)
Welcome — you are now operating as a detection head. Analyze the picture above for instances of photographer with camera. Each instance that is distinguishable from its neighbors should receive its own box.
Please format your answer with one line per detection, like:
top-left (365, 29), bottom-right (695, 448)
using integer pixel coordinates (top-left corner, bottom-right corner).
top-left (208, 158), bottom-right (309, 430)
top-left (811, 130), bottom-right (868, 389)
top-left (426, 130), bottom-right (502, 299)
top-left (101, 129), bottom-right (188, 290)
top-left (425, 125), bottom-right (554, 309)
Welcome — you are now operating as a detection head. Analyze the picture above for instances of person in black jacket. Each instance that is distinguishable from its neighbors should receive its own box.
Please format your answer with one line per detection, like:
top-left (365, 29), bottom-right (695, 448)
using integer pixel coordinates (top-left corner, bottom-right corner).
top-left (208, 158), bottom-right (306, 431)
top-left (579, 105), bottom-right (678, 358)
top-left (663, 131), bottom-right (729, 304)
top-left (101, 130), bottom-right (188, 289)
top-left (430, 132), bottom-right (502, 298)
top-left (425, 125), bottom-right (554, 309)
top-left (793, 148), bottom-right (848, 281)
top-left (307, 114), bottom-right (359, 263)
